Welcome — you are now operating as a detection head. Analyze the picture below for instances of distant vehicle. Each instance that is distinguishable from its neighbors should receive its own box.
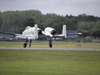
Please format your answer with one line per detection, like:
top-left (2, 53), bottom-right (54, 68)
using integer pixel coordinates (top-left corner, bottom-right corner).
top-left (0, 24), bottom-right (67, 48)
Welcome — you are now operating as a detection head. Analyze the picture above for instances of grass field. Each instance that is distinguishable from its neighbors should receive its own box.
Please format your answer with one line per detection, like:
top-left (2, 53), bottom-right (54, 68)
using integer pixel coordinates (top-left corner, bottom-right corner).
top-left (0, 41), bottom-right (100, 49)
top-left (0, 41), bottom-right (100, 75)
top-left (0, 49), bottom-right (100, 75)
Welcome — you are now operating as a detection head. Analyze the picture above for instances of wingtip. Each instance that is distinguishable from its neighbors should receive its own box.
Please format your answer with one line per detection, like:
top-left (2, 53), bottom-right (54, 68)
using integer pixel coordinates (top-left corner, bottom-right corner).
top-left (63, 25), bottom-right (66, 27)
top-left (35, 24), bottom-right (38, 26)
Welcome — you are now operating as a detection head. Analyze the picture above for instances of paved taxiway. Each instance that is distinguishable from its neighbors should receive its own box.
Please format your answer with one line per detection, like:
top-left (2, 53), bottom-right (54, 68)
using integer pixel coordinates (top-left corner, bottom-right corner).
top-left (0, 47), bottom-right (100, 51)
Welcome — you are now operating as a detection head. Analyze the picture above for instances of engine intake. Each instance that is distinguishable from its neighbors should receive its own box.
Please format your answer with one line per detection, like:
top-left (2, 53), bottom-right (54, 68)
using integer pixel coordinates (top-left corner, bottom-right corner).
top-left (38, 30), bottom-right (42, 35)
top-left (44, 27), bottom-right (56, 35)
top-left (51, 30), bottom-right (56, 35)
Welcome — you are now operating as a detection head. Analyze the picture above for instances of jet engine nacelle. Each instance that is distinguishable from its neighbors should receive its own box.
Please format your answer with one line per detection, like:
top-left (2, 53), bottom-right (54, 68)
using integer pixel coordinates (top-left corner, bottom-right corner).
top-left (44, 27), bottom-right (56, 35)
top-left (30, 28), bottom-right (42, 35)
top-left (22, 27), bottom-right (42, 35)
top-left (38, 28), bottom-right (42, 35)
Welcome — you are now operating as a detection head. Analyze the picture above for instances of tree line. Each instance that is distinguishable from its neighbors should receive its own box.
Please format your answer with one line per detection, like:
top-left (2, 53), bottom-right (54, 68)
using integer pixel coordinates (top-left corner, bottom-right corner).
top-left (0, 10), bottom-right (100, 38)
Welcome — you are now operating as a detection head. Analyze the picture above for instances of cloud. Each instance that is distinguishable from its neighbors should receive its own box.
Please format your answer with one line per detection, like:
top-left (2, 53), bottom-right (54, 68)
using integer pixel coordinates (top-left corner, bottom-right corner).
top-left (0, 0), bottom-right (100, 17)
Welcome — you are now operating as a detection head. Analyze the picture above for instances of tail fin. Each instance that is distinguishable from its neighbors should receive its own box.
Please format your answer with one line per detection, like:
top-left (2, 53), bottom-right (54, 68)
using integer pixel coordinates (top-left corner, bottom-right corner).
top-left (62, 25), bottom-right (67, 38)
top-left (34, 24), bottom-right (38, 39)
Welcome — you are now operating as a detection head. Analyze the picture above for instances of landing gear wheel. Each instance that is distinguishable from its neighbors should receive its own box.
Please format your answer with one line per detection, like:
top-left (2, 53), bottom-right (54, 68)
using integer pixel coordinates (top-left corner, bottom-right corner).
top-left (49, 43), bottom-right (52, 48)
top-left (23, 43), bottom-right (27, 48)
top-left (29, 44), bottom-right (31, 47)
top-left (29, 40), bottom-right (32, 48)
top-left (49, 39), bottom-right (52, 48)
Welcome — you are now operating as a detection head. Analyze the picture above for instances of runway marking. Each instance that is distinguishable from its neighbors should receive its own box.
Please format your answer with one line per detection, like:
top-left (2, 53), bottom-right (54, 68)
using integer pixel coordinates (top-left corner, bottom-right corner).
top-left (0, 47), bottom-right (100, 51)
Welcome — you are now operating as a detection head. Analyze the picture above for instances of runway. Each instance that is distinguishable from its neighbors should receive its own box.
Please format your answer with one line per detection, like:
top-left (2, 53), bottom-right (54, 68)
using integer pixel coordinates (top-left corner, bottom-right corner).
top-left (0, 47), bottom-right (100, 51)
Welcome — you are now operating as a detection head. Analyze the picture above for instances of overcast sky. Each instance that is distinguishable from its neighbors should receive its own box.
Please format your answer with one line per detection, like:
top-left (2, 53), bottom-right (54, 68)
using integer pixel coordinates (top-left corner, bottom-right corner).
top-left (0, 0), bottom-right (100, 17)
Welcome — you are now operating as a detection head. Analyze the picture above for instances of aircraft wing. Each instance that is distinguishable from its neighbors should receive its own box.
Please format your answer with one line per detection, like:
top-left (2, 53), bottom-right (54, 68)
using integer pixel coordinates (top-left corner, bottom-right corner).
top-left (15, 34), bottom-right (37, 40)
top-left (0, 31), bottom-right (37, 40)
top-left (0, 30), bottom-right (15, 39)
top-left (53, 34), bottom-right (65, 38)
top-left (0, 24), bottom-right (39, 40)
top-left (38, 34), bottom-right (65, 40)
top-left (40, 25), bottom-right (67, 39)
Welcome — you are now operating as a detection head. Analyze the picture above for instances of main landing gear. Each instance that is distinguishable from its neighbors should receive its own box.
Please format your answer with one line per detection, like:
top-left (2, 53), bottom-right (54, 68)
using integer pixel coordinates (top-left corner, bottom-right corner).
top-left (49, 39), bottom-right (52, 48)
top-left (23, 38), bottom-right (53, 48)
top-left (24, 42), bottom-right (27, 48)
top-left (23, 39), bottom-right (32, 48)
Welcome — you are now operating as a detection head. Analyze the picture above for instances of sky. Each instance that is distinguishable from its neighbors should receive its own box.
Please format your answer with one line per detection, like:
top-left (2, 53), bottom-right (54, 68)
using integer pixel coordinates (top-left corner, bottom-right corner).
top-left (0, 0), bottom-right (100, 17)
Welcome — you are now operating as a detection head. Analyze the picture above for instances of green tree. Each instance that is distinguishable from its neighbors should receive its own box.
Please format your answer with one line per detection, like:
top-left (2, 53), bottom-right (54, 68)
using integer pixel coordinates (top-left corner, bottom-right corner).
top-left (23, 18), bottom-right (36, 27)
top-left (0, 10), bottom-right (100, 36)
top-left (91, 28), bottom-right (100, 37)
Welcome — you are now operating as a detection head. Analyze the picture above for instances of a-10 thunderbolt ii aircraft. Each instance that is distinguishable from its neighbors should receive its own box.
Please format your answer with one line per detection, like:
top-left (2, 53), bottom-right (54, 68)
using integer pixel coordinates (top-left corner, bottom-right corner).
top-left (16, 24), bottom-right (67, 48)
top-left (0, 24), bottom-right (67, 48)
